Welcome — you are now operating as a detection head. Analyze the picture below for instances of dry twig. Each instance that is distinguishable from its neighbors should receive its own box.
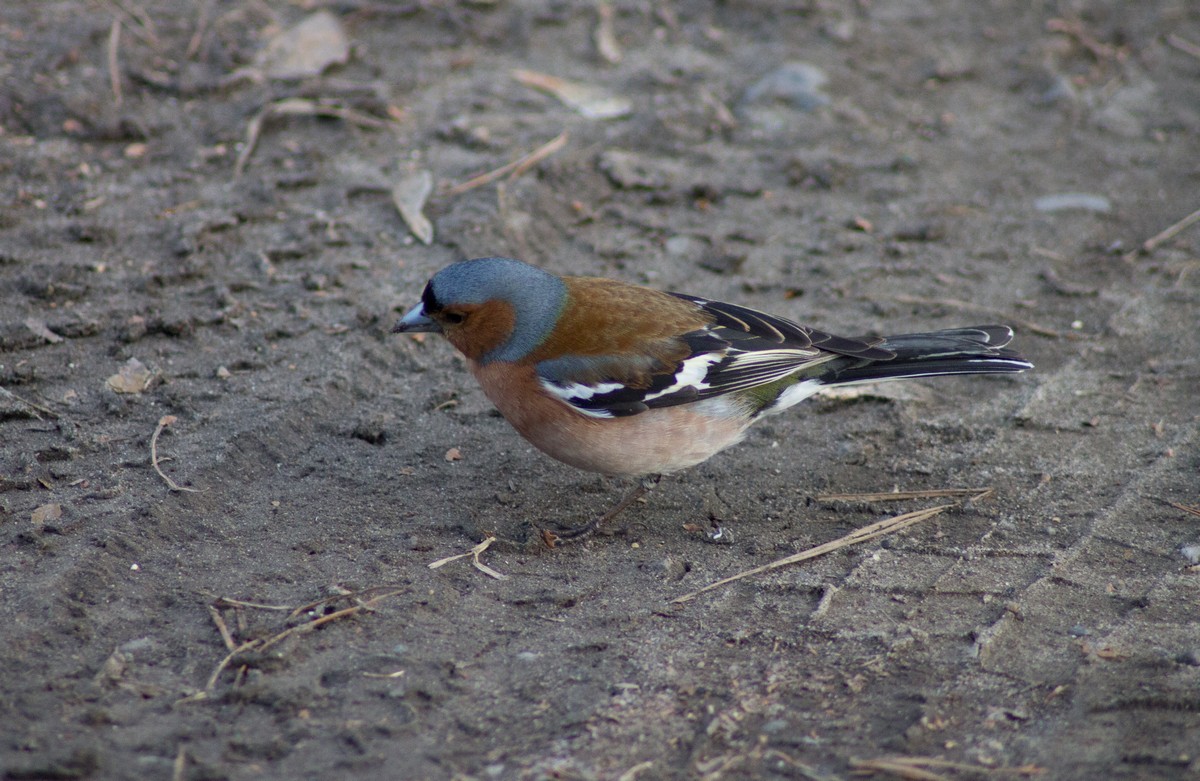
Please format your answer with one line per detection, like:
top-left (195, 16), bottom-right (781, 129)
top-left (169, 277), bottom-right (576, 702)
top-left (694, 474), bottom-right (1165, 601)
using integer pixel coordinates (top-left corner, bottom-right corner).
top-left (1167, 500), bottom-right (1200, 519)
top-left (271, 584), bottom-right (405, 620)
top-left (616, 761), bottom-right (655, 781)
top-left (185, 0), bottom-right (214, 60)
top-left (429, 536), bottom-right (508, 580)
top-left (235, 98), bottom-right (392, 177)
top-left (594, 1), bottom-right (622, 64)
top-left (211, 596), bottom-right (293, 611)
top-left (151, 415), bottom-right (199, 493)
top-left (818, 487), bottom-right (993, 503)
top-left (0, 387), bottom-right (57, 419)
top-left (1122, 206), bottom-right (1200, 262)
top-left (850, 755), bottom-right (1043, 779)
top-left (202, 587), bottom-right (407, 691)
top-left (172, 746), bottom-right (187, 781)
top-left (99, 0), bottom-right (163, 52)
top-left (441, 131), bottom-right (569, 197)
top-left (107, 18), bottom-right (123, 106)
top-left (671, 503), bottom-right (955, 604)
top-left (1045, 17), bottom-right (1123, 62)
top-left (207, 605), bottom-right (236, 652)
top-left (1166, 34), bottom-right (1200, 61)
top-left (204, 641), bottom-right (256, 692)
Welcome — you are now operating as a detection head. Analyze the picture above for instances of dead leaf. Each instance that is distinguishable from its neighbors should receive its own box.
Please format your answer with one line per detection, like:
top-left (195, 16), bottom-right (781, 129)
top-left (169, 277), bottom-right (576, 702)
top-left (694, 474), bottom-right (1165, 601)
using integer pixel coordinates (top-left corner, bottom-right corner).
top-left (254, 11), bottom-right (349, 80)
top-left (513, 69), bottom-right (632, 119)
top-left (32, 503), bottom-right (63, 525)
top-left (444, 447), bottom-right (463, 462)
top-left (391, 170), bottom-right (434, 244)
top-left (106, 357), bottom-right (154, 394)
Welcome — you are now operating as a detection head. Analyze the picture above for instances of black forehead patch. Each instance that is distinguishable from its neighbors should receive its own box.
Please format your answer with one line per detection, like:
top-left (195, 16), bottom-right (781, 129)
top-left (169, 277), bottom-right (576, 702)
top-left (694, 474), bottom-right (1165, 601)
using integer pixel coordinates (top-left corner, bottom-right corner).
top-left (421, 281), bottom-right (441, 313)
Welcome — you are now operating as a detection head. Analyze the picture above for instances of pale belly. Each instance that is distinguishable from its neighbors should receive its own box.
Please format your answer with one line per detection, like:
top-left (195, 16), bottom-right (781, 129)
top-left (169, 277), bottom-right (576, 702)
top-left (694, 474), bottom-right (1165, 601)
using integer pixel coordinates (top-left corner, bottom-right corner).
top-left (517, 400), bottom-right (751, 477)
top-left (471, 362), bottom-right (752, 477)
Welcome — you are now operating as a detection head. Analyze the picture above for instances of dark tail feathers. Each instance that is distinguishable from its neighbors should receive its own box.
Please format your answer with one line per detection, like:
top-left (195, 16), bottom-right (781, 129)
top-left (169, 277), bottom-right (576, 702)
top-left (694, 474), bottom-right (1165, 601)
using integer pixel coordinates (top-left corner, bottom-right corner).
top-left (823, 325), bottom-right (1033, 385)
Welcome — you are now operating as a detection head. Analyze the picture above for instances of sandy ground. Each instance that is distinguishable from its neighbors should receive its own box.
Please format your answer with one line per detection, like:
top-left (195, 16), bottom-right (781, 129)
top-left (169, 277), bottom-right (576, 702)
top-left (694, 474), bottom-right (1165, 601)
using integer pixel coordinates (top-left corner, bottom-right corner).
top-left (2, 1), bottom-right (1199, 779)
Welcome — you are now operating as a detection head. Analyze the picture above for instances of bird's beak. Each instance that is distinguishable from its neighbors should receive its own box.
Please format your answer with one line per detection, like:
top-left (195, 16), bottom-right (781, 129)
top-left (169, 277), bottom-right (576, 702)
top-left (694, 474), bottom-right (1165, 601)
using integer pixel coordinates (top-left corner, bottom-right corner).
top-left (392, 302), bottom-right (441, 334)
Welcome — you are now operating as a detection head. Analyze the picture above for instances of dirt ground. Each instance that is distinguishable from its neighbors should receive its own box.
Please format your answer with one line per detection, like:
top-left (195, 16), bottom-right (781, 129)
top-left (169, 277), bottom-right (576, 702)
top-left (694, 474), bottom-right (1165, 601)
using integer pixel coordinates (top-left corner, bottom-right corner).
top-left (2, 1), bottom-right (1199, 779)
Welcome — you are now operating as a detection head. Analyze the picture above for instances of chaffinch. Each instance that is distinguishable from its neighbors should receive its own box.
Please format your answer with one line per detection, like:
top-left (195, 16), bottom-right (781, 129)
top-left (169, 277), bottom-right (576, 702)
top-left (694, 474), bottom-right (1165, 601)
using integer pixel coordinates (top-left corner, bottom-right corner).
top-left (394, 256), bottom-right (1032, 543)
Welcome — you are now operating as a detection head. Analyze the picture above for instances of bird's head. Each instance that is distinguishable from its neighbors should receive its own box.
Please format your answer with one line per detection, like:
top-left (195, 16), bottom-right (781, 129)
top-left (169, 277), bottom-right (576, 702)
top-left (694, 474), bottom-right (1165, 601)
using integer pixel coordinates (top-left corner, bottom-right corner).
top-left (393, 257), bottom-right (567, 364)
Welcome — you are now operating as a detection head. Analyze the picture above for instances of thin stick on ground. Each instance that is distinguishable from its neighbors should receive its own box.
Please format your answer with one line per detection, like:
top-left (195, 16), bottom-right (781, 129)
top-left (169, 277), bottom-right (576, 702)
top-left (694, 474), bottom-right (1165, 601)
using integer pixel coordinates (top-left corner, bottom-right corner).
top-left (172, 746), bottom-right (187, 781)
top-left (671, 503), bottom-right (954, 604)
top-left (1167, 500), bottom-right (1200, 519)
top-left (817, 487), bottom-right (993, 503)
top-left (151, 415), bottom-right (199, 492)
top-left (201, 588), bottom-right (407, 692)
top-left (207, 605), bottom-right (236, 652)
top-left (211, 596), bottom-right (293, 611)
top-left (441, 131), bottom-right (569, 197)
top-left (107, 18), bottom-right (123, 106)
top-left (203, 640), bottom-right (257, 692)
top-left (428, 536), bottom-right (508, 579)
top-left (0, 387), bottom-right (57, 419)
top-left (886, 294), bottom-right (1062, 338)
top-left (235, 98), bottom-right (392, 177)
top-left (98, 0), bottom-right (163, 52)
top-left (1167, 34), bottom-right (1200, 62)
top-left (1123, 206), bottom-right (1200, 262)
top-left (261, 589), bottom-right (407, 653)
top-left (258, 604), bottom-right (364, 652)
top-left (287, 584), bottom-right (402, 618)
top-left (850, 756), bottom-right (1044, 778)
top-left (185, 0), bottom-right (213, 60)
top-left (851, 757), bottom-right (950, 781)
top-left (616, 761), bottom-right (655, 781)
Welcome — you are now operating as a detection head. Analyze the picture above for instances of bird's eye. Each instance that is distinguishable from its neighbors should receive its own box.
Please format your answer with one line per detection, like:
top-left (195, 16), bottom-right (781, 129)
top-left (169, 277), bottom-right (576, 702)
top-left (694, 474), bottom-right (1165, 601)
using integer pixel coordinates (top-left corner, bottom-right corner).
top-left (442, 311), bottom-right (466, 325)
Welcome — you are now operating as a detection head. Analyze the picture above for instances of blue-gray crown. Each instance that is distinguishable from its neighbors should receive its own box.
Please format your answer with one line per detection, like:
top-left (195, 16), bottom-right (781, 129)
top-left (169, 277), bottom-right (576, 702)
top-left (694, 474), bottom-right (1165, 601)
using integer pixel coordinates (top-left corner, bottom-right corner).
top-left (427, 257), bottom-right (568, 363)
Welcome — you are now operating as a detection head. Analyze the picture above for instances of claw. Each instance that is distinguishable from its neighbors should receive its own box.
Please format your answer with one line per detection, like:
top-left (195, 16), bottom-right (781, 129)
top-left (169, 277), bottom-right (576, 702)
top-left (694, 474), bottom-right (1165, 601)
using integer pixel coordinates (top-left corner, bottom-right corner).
top-left (539, 474), bottom-right (663, 546)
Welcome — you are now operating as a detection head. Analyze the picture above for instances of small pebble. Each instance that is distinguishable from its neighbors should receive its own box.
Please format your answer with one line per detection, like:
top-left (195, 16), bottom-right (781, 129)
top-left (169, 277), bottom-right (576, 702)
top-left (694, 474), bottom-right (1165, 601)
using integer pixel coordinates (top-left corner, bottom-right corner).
top-left (741, 62), bottom-right (829, 112)
top-left (665, 235), bottom-right (708, 257)
top-left (1174, 650), bottom-right (1200, 667)
top-left (1030, 73), bottom-right (1077, 106)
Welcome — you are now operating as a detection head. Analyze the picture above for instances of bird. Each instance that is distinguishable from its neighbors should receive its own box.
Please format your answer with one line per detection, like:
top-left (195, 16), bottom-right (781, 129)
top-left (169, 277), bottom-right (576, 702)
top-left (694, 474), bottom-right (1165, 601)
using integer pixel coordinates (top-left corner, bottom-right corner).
top-left (393, 256), bottom-right (1032, 544)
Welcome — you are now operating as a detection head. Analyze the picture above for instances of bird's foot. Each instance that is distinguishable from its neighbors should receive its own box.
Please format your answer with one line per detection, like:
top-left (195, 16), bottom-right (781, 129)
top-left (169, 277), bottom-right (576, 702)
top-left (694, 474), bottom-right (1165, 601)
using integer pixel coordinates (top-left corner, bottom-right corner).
top-left (537, 474), bottom-right (662, 548)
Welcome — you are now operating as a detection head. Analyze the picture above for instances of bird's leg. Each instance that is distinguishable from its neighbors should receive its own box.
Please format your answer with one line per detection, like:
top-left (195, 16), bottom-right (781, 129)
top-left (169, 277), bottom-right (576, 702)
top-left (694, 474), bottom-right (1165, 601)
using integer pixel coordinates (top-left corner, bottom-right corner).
top-left (542, 474), bottom-right (663, 546)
